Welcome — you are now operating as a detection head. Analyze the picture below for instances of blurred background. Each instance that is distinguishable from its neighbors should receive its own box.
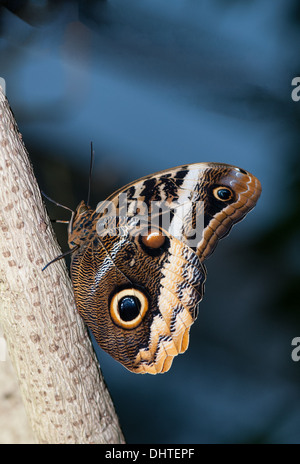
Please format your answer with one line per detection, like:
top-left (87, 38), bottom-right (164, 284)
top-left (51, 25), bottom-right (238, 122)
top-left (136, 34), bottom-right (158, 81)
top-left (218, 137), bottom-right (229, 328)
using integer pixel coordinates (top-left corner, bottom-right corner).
top-left (0, 0), bottom-right (300, 444)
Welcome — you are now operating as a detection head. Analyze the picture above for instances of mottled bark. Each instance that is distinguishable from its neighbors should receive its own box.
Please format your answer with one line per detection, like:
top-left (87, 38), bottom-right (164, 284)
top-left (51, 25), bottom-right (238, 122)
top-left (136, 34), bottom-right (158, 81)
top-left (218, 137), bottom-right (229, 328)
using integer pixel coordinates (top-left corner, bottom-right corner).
top-left (0, 85), bottom-right (125, 444)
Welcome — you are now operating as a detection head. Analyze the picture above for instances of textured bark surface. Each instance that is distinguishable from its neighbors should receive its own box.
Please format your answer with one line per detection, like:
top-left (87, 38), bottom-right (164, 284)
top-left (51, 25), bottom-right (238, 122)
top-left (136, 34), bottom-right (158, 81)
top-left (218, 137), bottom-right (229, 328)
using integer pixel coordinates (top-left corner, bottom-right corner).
top-left (0, 357), bottom-right (35, 444)
top-left (0, 86), bottom-right (125, 444)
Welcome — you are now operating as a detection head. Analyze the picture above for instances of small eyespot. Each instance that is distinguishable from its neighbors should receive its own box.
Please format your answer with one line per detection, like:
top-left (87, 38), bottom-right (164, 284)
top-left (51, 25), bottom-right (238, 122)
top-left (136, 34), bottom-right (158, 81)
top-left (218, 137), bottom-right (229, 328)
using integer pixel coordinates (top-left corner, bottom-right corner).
top-left (110, 288), bottom-right (148, 329)
top-left (235, 167), bottom-right (247, 175)
top-left (213, 186), bottom-right (234, 202)
top-left (141, 231), bottom-right (166, 249)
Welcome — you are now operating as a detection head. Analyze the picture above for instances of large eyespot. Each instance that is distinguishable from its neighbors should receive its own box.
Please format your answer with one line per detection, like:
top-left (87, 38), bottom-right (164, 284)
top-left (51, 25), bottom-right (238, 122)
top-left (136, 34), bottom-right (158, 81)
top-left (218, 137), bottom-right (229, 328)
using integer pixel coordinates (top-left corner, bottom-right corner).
top-left (110, 288), bottom-right (148, 329)
top-left (213, 186), bottom-right (234, 202)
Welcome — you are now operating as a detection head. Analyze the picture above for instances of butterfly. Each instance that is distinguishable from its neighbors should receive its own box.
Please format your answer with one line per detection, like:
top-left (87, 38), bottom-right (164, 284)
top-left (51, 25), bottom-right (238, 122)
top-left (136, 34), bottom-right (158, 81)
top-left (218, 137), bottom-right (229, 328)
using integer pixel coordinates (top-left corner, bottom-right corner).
top-left (45, 161), bottom-right (261, 374)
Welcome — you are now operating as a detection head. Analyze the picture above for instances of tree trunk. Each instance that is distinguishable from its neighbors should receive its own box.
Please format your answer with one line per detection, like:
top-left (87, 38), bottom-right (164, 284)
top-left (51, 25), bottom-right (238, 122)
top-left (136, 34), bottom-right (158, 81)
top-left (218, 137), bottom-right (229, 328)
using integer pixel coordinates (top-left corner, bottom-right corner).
top-left (0, 85), bottom-right (125, 444)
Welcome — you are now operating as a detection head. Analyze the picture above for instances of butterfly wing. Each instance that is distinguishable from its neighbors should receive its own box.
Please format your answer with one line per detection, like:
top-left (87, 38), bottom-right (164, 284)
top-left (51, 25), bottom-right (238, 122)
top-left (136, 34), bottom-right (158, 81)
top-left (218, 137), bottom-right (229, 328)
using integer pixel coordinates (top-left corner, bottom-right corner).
top-left (70, 162), bottom-right (261, 374)
top-left (102, 162), bottom-right (262, 261)
top-left (71, 232), bottom-right (205, 374)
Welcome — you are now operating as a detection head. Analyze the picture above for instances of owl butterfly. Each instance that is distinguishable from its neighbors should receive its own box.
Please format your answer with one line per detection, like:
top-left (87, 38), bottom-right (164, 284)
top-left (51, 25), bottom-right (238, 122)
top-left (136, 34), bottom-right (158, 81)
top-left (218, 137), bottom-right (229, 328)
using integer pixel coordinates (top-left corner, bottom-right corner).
top-left (47, 162), bottom-right (261, 374)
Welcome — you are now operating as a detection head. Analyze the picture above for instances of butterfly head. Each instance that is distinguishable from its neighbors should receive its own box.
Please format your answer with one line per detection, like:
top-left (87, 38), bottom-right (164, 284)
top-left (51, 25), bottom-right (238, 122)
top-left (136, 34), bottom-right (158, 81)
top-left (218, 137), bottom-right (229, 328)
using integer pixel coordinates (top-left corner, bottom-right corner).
top-left (68, 200), bottom-right (96, 249)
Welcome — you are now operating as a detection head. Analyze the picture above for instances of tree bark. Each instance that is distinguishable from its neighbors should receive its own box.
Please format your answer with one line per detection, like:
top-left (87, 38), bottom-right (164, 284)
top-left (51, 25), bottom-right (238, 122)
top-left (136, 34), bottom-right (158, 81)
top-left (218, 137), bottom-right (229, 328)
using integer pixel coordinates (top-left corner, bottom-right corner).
top-left (0, 85), bottom-right (125, 444)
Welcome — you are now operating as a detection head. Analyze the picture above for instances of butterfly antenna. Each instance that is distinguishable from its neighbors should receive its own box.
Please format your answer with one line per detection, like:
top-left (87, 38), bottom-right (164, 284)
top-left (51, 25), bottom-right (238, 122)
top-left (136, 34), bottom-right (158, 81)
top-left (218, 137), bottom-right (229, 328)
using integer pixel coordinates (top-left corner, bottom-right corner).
top-left (41, 191), bottom-right (74, 214)
top-left (87, 141), bottom-right (94, 207)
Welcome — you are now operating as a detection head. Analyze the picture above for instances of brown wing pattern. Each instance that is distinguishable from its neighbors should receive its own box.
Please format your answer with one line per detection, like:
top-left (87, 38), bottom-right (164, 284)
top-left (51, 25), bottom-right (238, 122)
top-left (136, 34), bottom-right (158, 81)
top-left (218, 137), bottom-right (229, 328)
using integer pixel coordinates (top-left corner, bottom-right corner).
top-left (71, 232), bottom-right (205, 373)
top-left (68, 162), bottom-right (261, 374)
top-left (100, 162), bottom-right (261, 260)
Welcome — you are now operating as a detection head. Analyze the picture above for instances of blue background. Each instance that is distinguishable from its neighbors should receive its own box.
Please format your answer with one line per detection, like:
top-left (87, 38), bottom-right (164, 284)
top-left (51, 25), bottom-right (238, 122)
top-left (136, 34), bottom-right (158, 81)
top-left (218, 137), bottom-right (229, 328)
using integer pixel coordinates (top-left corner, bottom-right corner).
top-left (1, 0), bottom-right (300, 443)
